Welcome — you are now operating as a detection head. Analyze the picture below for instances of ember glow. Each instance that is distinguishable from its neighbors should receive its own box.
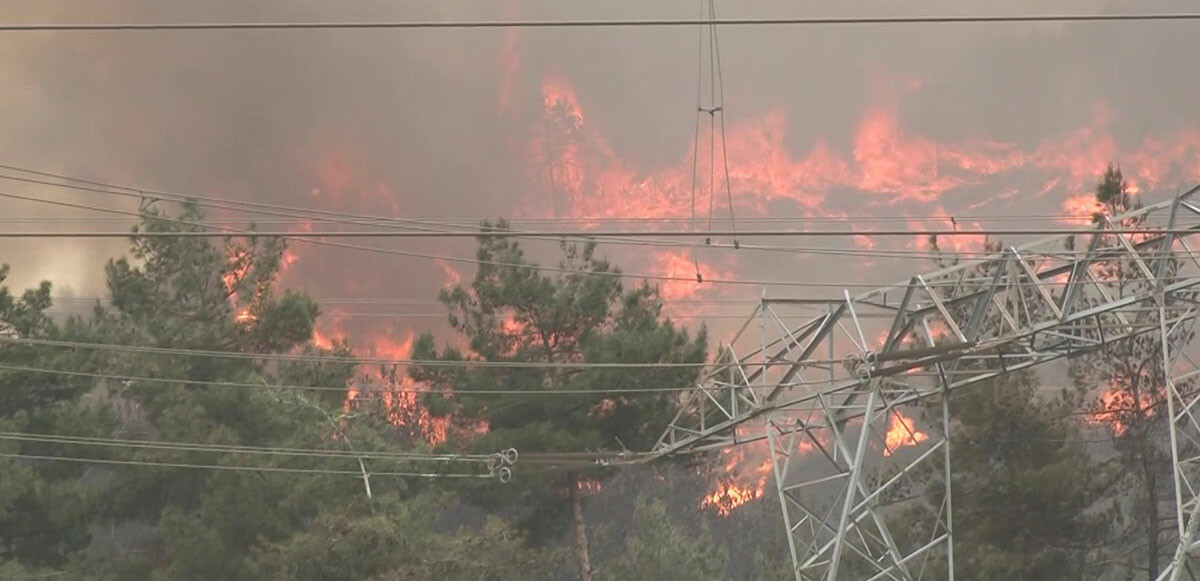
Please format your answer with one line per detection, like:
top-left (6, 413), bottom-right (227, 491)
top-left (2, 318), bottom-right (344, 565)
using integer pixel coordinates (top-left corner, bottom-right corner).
top-left (883, 411), bottom-right (929, 456)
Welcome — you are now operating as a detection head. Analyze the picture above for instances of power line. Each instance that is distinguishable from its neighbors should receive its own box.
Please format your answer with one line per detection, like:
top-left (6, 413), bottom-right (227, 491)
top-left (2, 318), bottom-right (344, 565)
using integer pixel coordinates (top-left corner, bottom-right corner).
top-left (3, 13), bottom-right (1200, 32)
top-left (39, 309), bottom-right (831, 321)
top-left (0, 214), bottom-right (1126, 225)
top-left (3, 165), bottom-right (1188, 256)
top-left (0, 189), bottom-right (810, 288)
top-left (0, 452), bottom-right (493, 478)
top-left (6, 226), bottom-right (1200, 238)
top-left (0, 336), bottom-right (714, 368)
top-left (0, 183), bottom-right (982, 289)
top-left (0, 191), bottom-right (1037, 290)
top-left (1, 189), bottom-right (1146, 261)
top-left (0, 362), bottom-right (841, 396)
top-left (5, 166), bottom-right (1198, 290)
top-left (0, 431), bottom-right (495, 462)
top-left (47, 296), bottom-right (765, 306)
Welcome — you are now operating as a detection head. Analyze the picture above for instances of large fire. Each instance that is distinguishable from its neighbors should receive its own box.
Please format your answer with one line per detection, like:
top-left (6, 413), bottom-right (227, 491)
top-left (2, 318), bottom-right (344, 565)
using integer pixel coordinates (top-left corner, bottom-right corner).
top-left (701, 444), bottom-right (773, 517)
top-left (883, 410), bottom-right (929, 457)
top-left (647, 249), bottom-right (733, 304)
top-left (314, 322), bottom-right (454, 446)
top-left (1061, 194), bottom-right (1110, 225)
top-left (532, 75), bottom-right (1200, 226)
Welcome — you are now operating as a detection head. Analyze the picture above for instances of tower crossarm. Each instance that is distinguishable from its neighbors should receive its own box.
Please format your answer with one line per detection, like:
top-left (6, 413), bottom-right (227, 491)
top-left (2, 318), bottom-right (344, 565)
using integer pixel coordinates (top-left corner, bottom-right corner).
top-left (653, 186), bottom-right (1200, 458)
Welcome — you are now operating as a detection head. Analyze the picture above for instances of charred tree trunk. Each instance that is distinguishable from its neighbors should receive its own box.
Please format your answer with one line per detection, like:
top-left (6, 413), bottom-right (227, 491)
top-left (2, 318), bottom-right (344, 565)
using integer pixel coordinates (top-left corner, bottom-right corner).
top-left (570, 474), bottom-right (593, 581)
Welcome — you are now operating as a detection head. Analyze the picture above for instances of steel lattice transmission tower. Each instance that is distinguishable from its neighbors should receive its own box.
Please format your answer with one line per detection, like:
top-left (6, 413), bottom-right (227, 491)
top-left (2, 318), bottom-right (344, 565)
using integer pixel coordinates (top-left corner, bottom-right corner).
top-left (653, 186), bottom-right (1200, 580)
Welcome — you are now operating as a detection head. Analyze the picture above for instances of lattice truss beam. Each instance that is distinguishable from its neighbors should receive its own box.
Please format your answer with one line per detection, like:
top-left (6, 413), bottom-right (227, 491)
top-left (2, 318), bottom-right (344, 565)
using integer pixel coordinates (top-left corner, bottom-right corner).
top-left (652, 186), bottom-right (1200, 580)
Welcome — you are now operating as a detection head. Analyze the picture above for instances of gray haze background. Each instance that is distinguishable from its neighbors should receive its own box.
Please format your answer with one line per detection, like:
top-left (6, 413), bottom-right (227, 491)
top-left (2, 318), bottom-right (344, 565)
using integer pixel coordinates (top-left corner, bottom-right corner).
top-left (2, 0), bottom-right (1199, 350)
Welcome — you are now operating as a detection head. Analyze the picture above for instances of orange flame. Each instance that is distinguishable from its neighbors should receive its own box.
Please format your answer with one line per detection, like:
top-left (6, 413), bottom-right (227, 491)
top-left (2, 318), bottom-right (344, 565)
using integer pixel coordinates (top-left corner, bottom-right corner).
top-left (222, 246), bottom-right (251, 296)
top-left (322, 327), bottom-right (458, 446)
top-left (1086, 379), bottom-right (1158, 436)
top-left (436, 258), bottom-right (463, 288)
top-left (1060, 194), bottom-right (1109, 225)
top-left (234, 307), bottom-right (257, 325)
top-left (883, 410), bottom-right (929, 456)
top-left (310, 150), bottom-right (401, 217)
top-left (700, 444), bottom-right (773, 517)
top-left (577, 478), bottom-right (603, 496)
top-left (280, 250), bottom-right (300, 271)
top-left (646, 249), bottom-right (732, 304)
top-left (530, 75), bottom-right (1200, 224)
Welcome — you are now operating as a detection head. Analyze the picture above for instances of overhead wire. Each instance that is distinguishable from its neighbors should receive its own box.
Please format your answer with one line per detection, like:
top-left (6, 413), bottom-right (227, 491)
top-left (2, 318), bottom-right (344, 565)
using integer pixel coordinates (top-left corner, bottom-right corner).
top-left (47, 296), bottom-right (768, 306)
top-left (3, 166), bottom-right (1195, 241)
top-left (7, 186), bottom-right (1200, 264)
top-left (0, 177), bottom-right (1051, 290)
top-left (0, 336), bottom-right (716, 368)
top-left (0, 452), bottom-right (493, 478)
top-left (708, 0), bottom-right (738, 247)
top-left (8, 188), bottom-right (1167, 290)
top-left (38, 309), bottom-right (843, 321)
top-left (0, 431), bottom-right (495, 462)
top-left (14, 227), bottom-right (1200, 238)
top-left (4, 164), bottom-right (1197, 265)
top-left (688, 0), bottom-right (704, 282)
top-left (0, 361), bottom-right (846, 396)
top-left (0, 215), bottom-right (1135, 225)
top-left (3, 13), bottom-right (1200, 31)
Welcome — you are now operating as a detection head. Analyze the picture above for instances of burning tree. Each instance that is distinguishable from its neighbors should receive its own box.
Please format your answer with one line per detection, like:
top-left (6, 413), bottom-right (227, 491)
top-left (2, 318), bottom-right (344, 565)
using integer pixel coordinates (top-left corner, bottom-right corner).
top-left (410, 222), bottom-right (708, 581)
top-left (1067, 165), bottom-right (1195, 577)
top-left (896, 195), bottom-right (1115, 578)
top-left (0, 205), bottom-right (561, 578)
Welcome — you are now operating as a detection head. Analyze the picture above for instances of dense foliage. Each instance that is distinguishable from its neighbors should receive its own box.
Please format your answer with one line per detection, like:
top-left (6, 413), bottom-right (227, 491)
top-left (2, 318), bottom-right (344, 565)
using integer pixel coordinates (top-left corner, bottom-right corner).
top-left (0, 209), bottom-right (722, 580)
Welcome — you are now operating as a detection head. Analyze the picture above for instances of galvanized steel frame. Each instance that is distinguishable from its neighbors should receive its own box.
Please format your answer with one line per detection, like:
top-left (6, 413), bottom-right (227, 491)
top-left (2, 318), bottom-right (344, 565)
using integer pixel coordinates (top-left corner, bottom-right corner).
top-left (654, 186), bottom-right (1200, 579)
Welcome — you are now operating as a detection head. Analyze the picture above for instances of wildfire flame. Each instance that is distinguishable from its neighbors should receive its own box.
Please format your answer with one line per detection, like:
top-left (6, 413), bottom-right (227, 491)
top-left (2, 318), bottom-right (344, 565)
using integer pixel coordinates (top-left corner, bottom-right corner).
top-left (883, 410), bottom-right (929, 457)
top-left (701, 444), bottom-right (772, 517)
top-left (234, 308), bottom-right (257, 325)
top-left (1060, 194), bottom-right (1112, 225)
top-left (646, 249), bottom-right (732, 304)
top-left (577, 478), bottom-right (603, 496)
top-left (1087, 379), bottom-right (1158, 436)
top-left (314, 323), bottom-right (457, 446)
top-left (532, 74), bottom-right (1200, 225)
top-left (436, 258), bottom-right (463, 288)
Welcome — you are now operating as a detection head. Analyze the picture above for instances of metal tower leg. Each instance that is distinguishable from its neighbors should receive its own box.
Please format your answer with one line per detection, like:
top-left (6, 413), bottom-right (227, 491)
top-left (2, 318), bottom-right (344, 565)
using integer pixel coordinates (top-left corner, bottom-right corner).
top-left (763, 383), bottom-right (953, 580)
top-left (1158, 302), bottom-right (1200, 580)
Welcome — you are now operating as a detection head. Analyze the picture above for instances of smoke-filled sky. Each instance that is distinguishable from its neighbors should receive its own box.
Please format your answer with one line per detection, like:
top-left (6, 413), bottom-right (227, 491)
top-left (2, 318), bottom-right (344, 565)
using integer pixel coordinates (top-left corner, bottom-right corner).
top-left (3, 0), bottom-right (1200, 354)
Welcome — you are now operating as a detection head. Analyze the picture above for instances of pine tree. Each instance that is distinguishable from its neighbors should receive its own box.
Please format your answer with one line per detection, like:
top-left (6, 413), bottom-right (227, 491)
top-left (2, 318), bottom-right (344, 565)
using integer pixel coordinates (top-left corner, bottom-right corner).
top-left (410, 223), bottom-right (708, 580)
top-left (1067, 165), bottom-right (1187, 577)
top-left (598, 496), bottom-right (727, 581)
top-left (930, 372), bottom-right (1109, 579)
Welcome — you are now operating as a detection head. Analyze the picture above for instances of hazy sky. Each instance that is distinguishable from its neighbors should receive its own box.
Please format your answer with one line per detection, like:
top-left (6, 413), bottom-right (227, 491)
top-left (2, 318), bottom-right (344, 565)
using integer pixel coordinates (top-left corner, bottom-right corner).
top-left (2, 0), bottom-right (1199, 352)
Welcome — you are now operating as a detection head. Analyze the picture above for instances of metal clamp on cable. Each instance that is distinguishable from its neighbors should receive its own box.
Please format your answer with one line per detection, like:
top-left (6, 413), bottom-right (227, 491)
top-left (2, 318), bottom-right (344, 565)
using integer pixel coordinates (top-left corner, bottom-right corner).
top-left (487, 448), bottom-right (518, 482)
top-left (844, 353), bottom-right (873, 380)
